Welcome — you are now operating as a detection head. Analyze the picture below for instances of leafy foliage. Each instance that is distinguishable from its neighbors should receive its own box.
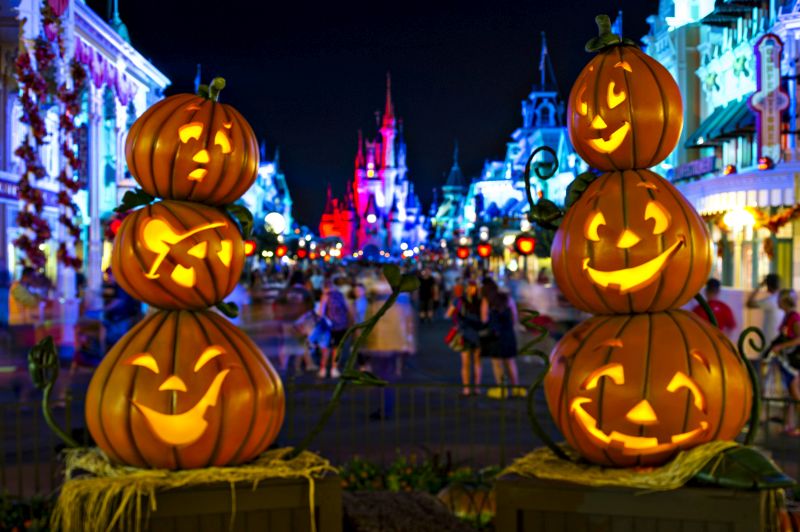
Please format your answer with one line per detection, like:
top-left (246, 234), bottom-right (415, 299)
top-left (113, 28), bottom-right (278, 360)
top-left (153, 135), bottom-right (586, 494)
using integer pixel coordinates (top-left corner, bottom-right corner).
top-left (225, 204), bottom-right (254, 239)
top-left (114, 188), bottom-right (155, 213)
top-left (0, 493), bottom-right (53, 532)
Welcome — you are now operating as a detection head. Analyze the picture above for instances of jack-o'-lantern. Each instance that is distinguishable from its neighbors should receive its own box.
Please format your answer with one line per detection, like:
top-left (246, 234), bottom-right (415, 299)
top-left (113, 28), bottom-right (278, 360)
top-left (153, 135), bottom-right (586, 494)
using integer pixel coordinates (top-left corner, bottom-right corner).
top-left (111, 200), bottom-right (245, 310)
top-left (567, 19), bottom-right (683, 171)
top-left (544, 310), bottom-right (752, 467)
top-left (551, 169), bottom-right (712, 314)
top-left (85, 310), bottom-right (285, 469)
top-left (126, 79), bottom-right (259, 205)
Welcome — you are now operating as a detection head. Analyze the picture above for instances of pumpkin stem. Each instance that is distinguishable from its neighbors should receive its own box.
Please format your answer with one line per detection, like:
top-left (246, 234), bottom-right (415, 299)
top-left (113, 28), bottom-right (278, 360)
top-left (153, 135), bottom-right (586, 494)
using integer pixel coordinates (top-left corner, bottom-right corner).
top-left (585, 14), bottom-right (635, 52)
top-left (207, 77), bottom-right (226, 102)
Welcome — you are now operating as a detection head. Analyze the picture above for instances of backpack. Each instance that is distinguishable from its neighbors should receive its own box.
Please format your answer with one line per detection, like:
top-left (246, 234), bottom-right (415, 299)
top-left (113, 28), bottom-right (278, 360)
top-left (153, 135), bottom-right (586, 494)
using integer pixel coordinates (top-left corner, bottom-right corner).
top-left (325, 291), bottom-right (351, 331)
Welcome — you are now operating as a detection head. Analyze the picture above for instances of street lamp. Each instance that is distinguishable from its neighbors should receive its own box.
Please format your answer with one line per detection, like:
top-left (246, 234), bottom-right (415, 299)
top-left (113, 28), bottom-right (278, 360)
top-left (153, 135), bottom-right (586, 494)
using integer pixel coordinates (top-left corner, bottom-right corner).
top-left (264, 212), bottom-right (286, 234)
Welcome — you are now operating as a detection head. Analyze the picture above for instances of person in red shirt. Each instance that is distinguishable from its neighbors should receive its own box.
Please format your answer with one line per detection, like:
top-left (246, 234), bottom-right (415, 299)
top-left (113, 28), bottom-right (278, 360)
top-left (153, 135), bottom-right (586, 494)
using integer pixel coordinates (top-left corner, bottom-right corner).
top-left (692, 278), bottom-right (736, 335)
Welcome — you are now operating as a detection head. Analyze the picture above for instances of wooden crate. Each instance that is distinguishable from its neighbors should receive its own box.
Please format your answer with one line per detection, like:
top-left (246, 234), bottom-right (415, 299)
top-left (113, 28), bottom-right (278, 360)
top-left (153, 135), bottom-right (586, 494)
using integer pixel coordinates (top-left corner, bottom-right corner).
top-left (146, 475), bottom-right (342, 532)
top-left (495, 475), bottom-right (766, 532)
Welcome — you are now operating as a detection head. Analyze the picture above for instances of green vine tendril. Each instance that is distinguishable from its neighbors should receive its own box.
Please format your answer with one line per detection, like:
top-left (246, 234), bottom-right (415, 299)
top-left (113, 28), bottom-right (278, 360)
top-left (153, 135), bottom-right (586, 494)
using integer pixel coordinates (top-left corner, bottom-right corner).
top-left (737, 326), bottom-right (765, 446)
top-left (27, 336), bottom-right (78, 448)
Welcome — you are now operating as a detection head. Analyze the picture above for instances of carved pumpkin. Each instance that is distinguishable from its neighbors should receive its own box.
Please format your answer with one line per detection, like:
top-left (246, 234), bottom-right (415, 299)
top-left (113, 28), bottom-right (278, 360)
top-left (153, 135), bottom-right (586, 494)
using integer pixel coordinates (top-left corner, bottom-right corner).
top-left (85, 309), bottom-right (284, 469)
top-left (111, 200), bottom-right (244, 310)
top-left (437, 484), bottom-right (496, 526)
top-left (125, 92), bottom-right (259, 205)
top-left (544, 310), bottom-right (752, 467)
top-left (567, 43), bottom-right (683, 171)
top-left (551, 169), bottom-right (712, 314)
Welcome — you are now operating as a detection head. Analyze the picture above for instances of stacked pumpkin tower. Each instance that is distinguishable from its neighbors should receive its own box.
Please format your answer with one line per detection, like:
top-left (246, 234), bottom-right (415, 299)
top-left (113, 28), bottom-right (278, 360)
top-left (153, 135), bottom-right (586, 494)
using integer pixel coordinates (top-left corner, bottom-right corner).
top-left (543, 19), bottom-right (753, 467)
top-left (85, 79), bottom-right (285, 470)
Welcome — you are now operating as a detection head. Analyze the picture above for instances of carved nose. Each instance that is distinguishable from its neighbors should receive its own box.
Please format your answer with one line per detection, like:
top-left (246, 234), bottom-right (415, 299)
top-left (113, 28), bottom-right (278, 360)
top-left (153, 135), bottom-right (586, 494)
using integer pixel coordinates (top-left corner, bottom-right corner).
top-left (616, 229), bottom-right (641, 249)
top-left (159, 375), bottom-right (187, 392)
top-left (625, 399), bottom-right (658, 425)
top-left (591, 115), bottom-right (607, 129)
top-left (192, 149), bottom-right (210, 163)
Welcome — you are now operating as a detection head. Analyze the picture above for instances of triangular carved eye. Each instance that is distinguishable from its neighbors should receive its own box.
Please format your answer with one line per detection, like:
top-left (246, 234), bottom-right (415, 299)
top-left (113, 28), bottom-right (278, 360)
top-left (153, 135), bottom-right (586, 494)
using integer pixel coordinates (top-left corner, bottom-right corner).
top-left (217, 240), bottom-right (233, 266)
top-left (187, 241), bottom-right (208, 259)
top-left (171, 264), bottom-right (195, 288)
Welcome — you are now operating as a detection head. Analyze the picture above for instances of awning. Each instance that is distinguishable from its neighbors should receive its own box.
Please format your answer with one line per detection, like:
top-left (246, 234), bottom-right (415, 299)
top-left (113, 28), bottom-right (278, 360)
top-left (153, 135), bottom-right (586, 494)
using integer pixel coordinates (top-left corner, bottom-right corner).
top-left (685, 98), bottom-right (753, 148)
top-left (700, 0), bottom-right (752, 27)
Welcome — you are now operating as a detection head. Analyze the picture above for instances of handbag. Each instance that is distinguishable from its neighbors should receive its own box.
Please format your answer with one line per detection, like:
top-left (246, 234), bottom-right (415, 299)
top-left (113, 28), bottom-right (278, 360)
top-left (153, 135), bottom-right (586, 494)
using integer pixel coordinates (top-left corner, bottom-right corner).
top-left (444, 326), bottom-right (458, 344)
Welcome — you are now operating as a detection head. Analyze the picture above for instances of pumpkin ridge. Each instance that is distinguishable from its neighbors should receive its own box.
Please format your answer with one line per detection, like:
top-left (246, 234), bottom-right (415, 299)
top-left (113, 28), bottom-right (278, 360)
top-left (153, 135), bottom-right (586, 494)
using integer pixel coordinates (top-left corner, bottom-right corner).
top-left (184, 202), bottom-right (223, 306)
top-left (186, 311), bottom-right (225, 466)
top-left (598, 315), bottom-right (636, 466)
top-left (189, 100), bottom-right (218, 202)
top-left (170, 311), bottom-right (184, 469)
top-left (635, 313), bottom-right (654, 468)
top-left (617, 48), bottom-right (638, 171)
top-left (224, 315), bottom-right (285, 456)
top-left (619, 171), bottom-right (634, 313)
top-left (132, 96), bottom-right (184, 196)
top-left (113, 215), bottom-right (148, 304)
top-left (91, 311), bottom-right (154, 466)
top-left (204, 312), bottom-right (262, 464)
top-left (121, 311), bottom-right (172, 467)
top-left (148, 98), bottom-right (188, 199)
top-left (685, 311), bottom-right (727, 441)
top-left (171, 100), bottom-right (207, 201)
top-left (659, 177), bottom-right (700, 310)
top-left (225, 318), bottom-right (286, 460)
top-left (633, 169), bottom-right (667, 310)
top-left (213, 105), bottom-right (239, 205)
top-left (591, 53), bottom-right (615, 171)
top-left (634, 49), bottom-right (670, 169)
top-left (664, 307), bottom-right (694, 435)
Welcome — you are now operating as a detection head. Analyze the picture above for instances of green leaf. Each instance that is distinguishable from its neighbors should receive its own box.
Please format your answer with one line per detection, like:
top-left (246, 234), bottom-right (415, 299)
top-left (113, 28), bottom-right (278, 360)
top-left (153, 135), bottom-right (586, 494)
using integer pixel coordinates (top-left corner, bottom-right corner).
top-left (340, 369), bottom-right (388, 387)
top-left (383, 264), bottom-right (402, 289)
top-left (398, 274), bottom-right (421, 293)
top-left (28, 336), bottom-right (58, 390)
top-left (114, 188), bottom-right (154, 213)
top-left (215, 301), bottom-right (239, 319)
top-left (693, 446), bottom-right (797, 490)
top-left (225, 204), bottom-right (254, 239)
top-left (529, 199), bottom-right (563, 230)
top-left (565, 171), bottom-right (598, 209)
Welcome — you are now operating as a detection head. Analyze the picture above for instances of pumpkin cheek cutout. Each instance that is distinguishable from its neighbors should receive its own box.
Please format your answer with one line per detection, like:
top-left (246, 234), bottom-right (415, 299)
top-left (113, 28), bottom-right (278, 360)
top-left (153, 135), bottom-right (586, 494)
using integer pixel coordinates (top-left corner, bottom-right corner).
top-left (178, 120), bottom-right (234, 183)
top-left (581, 196), bottom-right (685, 295)
top-left (569, 363), bottom-right (710, 456)
top-left (125, 347), bottom-right (230, 447)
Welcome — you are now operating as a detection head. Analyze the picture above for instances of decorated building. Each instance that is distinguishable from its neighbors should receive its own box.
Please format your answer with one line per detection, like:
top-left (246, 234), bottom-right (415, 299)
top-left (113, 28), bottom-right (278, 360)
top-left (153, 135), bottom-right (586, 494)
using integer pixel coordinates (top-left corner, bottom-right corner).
top-left (319, 75), bottom-right (426, 256)
top-left (241, 146), bottom-right (294, 236)
top-left (644, 0), bottom-right (800, 291)
top-left (0, 0), bottom-right (169, 306)
top-left (432, 33), bottom-right (588, 242)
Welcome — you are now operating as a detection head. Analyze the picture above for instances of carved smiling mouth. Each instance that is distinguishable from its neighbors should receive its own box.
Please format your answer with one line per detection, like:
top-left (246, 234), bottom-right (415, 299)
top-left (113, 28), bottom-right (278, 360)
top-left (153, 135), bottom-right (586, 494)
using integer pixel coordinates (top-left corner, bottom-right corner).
top-left (132, 369), bottom-right (230, 447)
top-left (582, 237), bottom-right (684, 294)
top-left (587, 122), bottom-right (631, 154)
top-left (570, 398), bottom-right (709, 455)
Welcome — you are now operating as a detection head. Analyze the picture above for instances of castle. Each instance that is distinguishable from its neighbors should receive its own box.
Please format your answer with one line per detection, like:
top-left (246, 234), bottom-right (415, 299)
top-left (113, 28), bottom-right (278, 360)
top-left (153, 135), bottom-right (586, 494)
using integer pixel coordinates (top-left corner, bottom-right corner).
top-left (319, 76), bottom-right (427, 256)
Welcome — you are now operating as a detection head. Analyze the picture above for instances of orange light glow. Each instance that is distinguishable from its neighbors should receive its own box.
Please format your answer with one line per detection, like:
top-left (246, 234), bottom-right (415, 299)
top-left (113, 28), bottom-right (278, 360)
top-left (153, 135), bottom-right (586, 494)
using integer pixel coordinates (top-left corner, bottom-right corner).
top-left (170, 264), bottom-right (196, 288)
top-left (587, 122), bottom-right (631, 154)
top-left (126, 353), bottom-right (160, 374)
top-left (616, 229), bottom-right (641, 249)
top-left (582, 363), bottom-right (625, 390)
top-left (476, 243), bottom-right (492, 258)
top-left (614, 61), bottom-right (633, 72)
top-left (214, 130), bottom-right (232, 154)
top-left (644, 201), bottom-right (671, 235)
top-left (515, 235), bottom-right (536, 256)
top-left (607, 81), bottom-right (626, 109)
top-left (582, 237), bottom-right (684, 294)
top-left (141, 218), bottom-right (226, 281)
top-left (188, 168), bottom-right (208, 182)
top-left (625, 399), bottom-right (659, 425)
top-left (585, 211), bottom-right (606, 242)
top-left (456, 246), bottom-right (470, 259)
top-left (178, 122), bottom-right (204, 143)
top-left (243, 240), bottom-right (256, 257)
top-left (194, 346), bottom-right (225, 372)
top-left (667, 371), bottom-right (707, 413)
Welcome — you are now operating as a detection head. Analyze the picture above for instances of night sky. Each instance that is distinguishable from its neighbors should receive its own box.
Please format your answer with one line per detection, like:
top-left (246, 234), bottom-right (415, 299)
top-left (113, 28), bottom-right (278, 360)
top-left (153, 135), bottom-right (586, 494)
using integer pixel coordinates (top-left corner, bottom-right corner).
top-left (92, 0), bottom-right (658, 227)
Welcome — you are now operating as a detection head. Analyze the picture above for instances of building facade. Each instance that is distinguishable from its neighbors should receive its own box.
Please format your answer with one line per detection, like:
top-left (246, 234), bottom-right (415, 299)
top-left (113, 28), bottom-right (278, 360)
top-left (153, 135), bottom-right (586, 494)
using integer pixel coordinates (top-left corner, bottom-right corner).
top-left (644, 0), bottom-right (800, 291)
top-left (0, 0), bottom-right (169, 307)
top-left (432, 34), bottom-right (588, 243)
top-left (319, 76), bottom-right (426, 256)
top-left (241, 147), bottom-right (294, 236)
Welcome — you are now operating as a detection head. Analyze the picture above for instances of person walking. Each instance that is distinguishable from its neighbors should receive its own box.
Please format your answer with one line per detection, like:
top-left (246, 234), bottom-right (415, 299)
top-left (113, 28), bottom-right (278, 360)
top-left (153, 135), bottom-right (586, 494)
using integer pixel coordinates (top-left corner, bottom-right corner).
top-left (446, 280), bottom-right (482, 396)
top-left (480, 278), bottom-right (520, 396)
top-left (765, 289), bottom-right (800, 435)
top-left (283, 270), bottom-right (318, 373)
top-left (417, 268), bottom-right (437, 323)
top-left (316, 280), bottom-right (352, 378)
top-left (748, 273), bottom-right (781, 340)
top-left (102, 269), bottom-right (142, 348)
top-left (691, 278), bottom-right (736, 336)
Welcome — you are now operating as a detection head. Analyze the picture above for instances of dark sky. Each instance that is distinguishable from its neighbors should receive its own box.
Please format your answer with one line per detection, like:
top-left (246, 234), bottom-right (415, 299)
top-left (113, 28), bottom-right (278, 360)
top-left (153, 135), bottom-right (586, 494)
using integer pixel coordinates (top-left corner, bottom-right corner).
top-left (93, 0), bottom-right (658, 226)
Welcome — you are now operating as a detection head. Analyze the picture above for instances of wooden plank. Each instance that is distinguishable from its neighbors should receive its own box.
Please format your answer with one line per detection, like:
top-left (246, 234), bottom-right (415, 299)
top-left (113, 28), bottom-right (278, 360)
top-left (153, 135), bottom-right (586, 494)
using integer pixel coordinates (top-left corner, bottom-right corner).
top-left (565, 512), bottom-right (589, 532)
top-left (633, 517), bottom-right (658, 532)
top-left (678, 522), bottom-right (706, 532)
top-left (268, 508), bottom-right (293, 532)
top-left (610, 515), bottom-right (634, 532)
top-left (543, 511), bottom-right (567, 532)
top-left (241, 509), bottom-right (270, 532)
top-left (586, 514), bottom-right (611, 532)
top-left (704, 522), bottom-right (733, 532)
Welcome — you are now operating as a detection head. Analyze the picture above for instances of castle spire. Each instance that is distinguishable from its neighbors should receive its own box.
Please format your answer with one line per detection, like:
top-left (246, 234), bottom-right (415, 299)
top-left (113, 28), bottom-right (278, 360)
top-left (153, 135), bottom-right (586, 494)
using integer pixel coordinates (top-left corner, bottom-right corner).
top-left (382, 72), bottom-right (395, 126)
top-left (538, 31), bottom-right (558, 93)
top-left (355, 129), bottom-right (365, 168)
top-left (445, 140), bottom-right (464, 189)
top-left (323, 183), bottom-right (334, 215)
top-left (273, 146), bottom-right (280, 170)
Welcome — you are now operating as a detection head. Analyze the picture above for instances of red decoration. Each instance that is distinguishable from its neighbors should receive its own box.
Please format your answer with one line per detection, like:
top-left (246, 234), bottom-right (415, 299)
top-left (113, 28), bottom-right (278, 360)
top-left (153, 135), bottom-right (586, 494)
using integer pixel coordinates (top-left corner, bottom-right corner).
top-left (722, 164), bottom-right (736, 175)
top-left (476, 243), bottom-right (492, 258)
top-left (243, 240), bottom-right (257, 257)
top-left (14, 2), bottom-right (86, 270)
top-left (456, 246), bottom-right (470, 259)
top-left (758, 156), bottom-right (774, 170)
top-left (296, 248), bottom-right (308, 259)
top-left (515, 234), bottom-right (536, 256)
top-left (275, 244), bottom-right (288, 258)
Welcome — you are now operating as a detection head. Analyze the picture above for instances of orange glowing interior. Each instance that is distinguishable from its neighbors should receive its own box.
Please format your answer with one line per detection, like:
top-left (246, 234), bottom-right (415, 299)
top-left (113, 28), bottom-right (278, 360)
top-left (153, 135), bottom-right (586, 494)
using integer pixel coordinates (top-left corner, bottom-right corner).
top-left (667, 371), bottom-right (707, 413)
top-left (625, 399), bottom-right (658, 425)
top-left (607, 81), bottom-right (626, 109)
top-left (140, 217), bottom-right (227, 282)
top-left (614, 61), bottom-right (633, 72)
top-left (582, 362), bottom-right (624, 390)
top-left (214, 130), bottom-right (232, 154)
top-left (194, 346), bottom-right (224, 372)
top-left (585, 211), bottom-right (606, 242)
top-left (645, 200), bottom-right (671, 235)
top-left (577, 85), bottom-right (588, 116)
top-left (179, 122), bottom-right (204, 143)
top-left (616, 229), bottom-right (641, 249)
top-left (126, 353), bottom-right (159, 373)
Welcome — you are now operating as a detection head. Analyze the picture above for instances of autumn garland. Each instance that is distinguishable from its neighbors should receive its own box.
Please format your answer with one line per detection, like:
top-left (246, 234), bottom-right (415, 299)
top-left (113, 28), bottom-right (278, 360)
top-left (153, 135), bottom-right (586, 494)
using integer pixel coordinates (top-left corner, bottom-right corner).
top-left (14, 2), bottom-right (86, 270)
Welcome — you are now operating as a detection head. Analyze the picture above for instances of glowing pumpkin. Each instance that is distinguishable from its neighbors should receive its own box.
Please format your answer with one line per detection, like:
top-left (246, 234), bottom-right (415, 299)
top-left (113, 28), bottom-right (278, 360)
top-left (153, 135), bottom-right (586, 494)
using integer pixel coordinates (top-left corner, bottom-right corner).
top-left (85, 310), bottom-right (285, 469)
top-left (567, 38), bottom-right (682, 171)
top-left (544, 310), bottom-right (752, 467)
top-left (111, 200), bottom-right (245, 310)
top-left (437, 484), bottom-right (495, 526)
top-left (125, 85), bottom-right (259, 205)
top-left (551, 169), bottom-right (712, 314)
